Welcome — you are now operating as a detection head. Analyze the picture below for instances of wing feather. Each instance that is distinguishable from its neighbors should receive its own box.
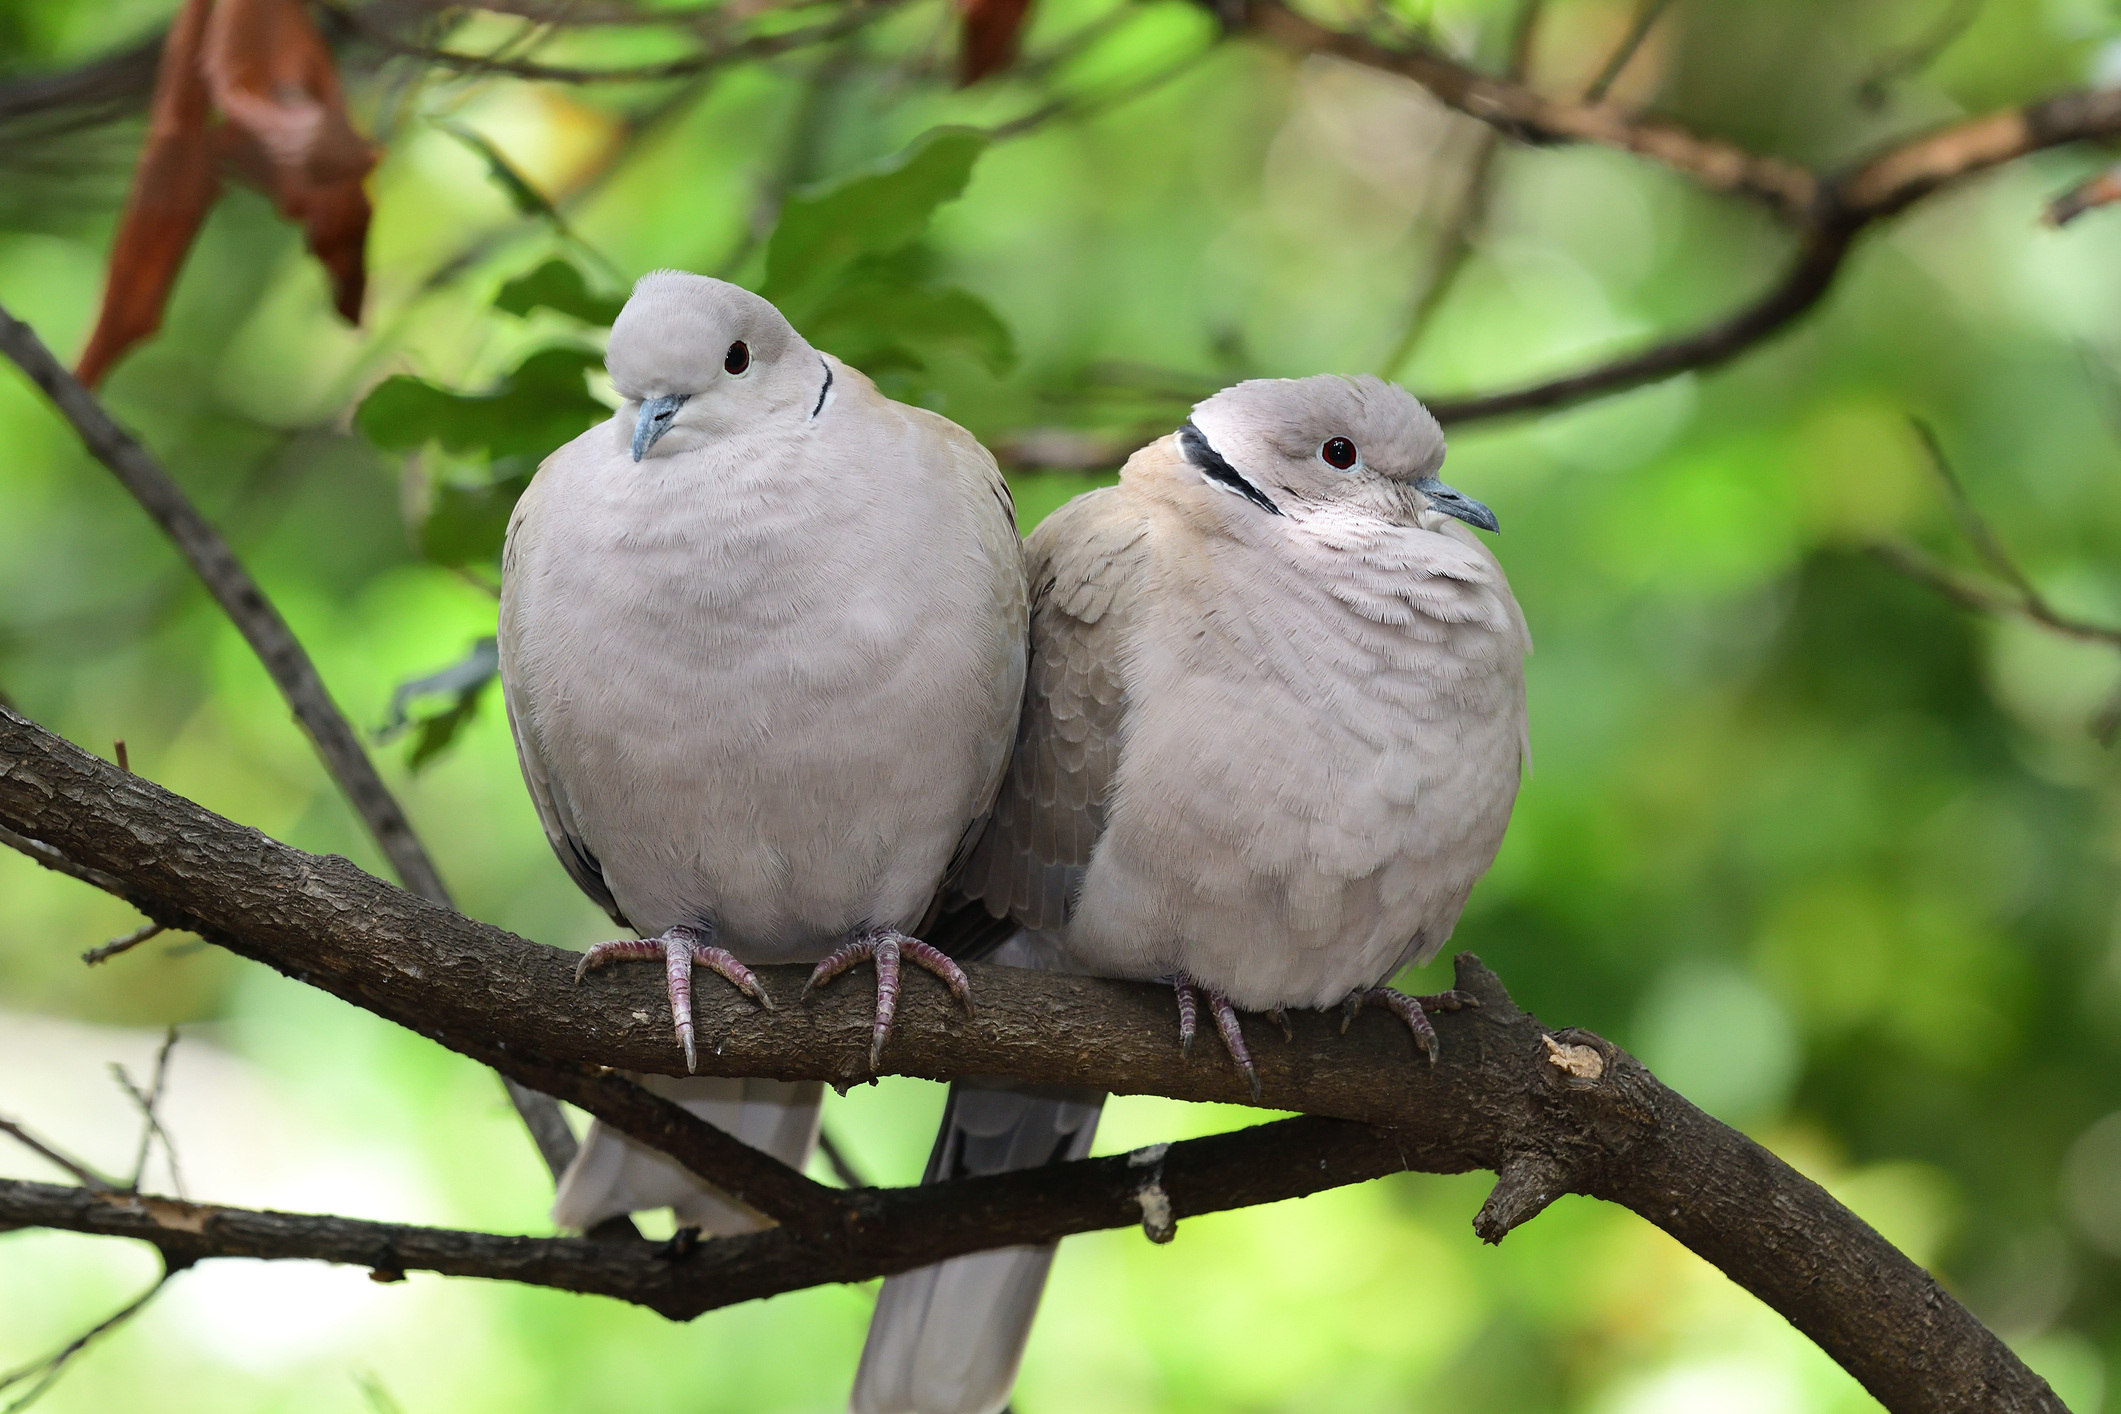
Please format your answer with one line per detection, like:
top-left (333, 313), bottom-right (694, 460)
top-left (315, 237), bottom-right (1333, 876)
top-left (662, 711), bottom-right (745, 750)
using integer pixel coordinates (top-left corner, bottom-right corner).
top-left (959, 485), bottom-right (1149, 934)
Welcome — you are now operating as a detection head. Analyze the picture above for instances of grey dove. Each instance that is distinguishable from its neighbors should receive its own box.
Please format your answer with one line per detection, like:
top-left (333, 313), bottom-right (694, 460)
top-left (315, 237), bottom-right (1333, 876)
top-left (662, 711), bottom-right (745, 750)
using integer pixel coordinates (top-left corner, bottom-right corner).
top-left (496, 269), bottom-right (1026, 1234)
top-left (851, 373), bottom-right (1527, 1414)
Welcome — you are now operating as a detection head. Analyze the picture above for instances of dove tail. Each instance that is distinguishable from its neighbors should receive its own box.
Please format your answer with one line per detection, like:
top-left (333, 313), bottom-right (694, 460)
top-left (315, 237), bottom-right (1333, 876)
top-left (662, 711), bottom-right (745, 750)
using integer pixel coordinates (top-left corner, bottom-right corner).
top-left (849, 1079), bottom-right (1105, 1414)
top-left (551, 1075), bottom-right (823, 1234)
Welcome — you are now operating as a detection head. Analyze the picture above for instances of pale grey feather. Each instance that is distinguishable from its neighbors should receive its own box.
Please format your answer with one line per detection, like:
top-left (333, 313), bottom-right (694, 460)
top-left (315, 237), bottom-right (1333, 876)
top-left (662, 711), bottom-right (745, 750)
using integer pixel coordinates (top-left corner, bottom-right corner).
top-left (498, 270), bottom-right (1026, 1233)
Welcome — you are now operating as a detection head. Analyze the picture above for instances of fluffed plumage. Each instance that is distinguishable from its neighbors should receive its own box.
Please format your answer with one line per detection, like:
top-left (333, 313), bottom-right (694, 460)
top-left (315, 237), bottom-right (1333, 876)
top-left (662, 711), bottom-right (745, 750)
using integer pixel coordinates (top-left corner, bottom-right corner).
top-left (498, 270), bottom-right (1027, 1233)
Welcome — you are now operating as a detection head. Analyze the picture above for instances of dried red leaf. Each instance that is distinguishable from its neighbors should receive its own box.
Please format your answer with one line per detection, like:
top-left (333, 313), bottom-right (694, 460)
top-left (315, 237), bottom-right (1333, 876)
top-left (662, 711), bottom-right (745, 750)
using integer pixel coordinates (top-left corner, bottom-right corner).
top-left (959, 0), bottom-right (1035, 85)
top-left (75, 0), bottom-right (220, 389)
top-left (202, 0), bottom-right (376, 323)
top-left (74, 0), bottom-right (377, 387)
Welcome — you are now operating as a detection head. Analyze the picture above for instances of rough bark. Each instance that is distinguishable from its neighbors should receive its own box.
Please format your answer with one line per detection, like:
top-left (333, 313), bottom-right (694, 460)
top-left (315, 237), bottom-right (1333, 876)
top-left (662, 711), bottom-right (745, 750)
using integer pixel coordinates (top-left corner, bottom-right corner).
top-left (0, 707), bottom-right (2063, 1413)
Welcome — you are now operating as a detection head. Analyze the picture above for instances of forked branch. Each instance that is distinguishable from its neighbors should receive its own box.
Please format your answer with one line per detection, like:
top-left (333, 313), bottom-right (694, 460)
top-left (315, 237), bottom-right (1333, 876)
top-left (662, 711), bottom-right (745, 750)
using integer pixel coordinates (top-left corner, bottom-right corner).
top-left (0, 706), bottom-right (2064, 1414)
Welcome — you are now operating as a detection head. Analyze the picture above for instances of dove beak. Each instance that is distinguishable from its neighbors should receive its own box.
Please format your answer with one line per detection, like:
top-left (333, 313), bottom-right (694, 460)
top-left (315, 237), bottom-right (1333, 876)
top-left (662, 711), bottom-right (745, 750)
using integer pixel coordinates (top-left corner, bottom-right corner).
top-left (631, 394), bottom-right (690, 462)
top-left (1413, 476), bottom-right (1499, 534)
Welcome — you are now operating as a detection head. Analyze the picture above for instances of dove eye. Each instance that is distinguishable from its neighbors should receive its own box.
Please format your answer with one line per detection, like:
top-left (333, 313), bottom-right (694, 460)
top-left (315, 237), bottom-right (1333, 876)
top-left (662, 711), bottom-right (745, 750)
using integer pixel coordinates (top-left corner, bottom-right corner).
top-left (1321, 437), bottom-right (1358, 470)
top-left (724, 341), bottom-right (750, 375)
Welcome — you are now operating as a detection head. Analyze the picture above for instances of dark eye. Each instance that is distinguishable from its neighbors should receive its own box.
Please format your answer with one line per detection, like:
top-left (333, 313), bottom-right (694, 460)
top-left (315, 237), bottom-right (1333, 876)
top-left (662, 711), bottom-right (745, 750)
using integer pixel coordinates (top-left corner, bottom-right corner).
top-left (1321, 437), bottom-right (1358, 469)
top-left (724, 341), bottom-right (750, 375)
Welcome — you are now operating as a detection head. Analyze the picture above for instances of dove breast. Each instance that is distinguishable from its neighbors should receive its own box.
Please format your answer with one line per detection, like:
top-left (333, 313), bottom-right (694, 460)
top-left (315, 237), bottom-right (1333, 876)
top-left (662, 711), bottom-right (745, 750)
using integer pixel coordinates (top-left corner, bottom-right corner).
top-left (499, 356), bottom-right (1026, 958)
top-left (1054, 436), bottom-right (1529, 1010)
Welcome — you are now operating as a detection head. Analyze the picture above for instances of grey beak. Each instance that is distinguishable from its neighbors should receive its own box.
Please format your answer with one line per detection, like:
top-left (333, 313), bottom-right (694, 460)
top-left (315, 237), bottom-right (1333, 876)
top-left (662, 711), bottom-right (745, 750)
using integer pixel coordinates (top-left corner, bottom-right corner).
top-left (631, 393), bottom-right (690, 462)
top-left (1414, 476), bottom-right (1499, 534)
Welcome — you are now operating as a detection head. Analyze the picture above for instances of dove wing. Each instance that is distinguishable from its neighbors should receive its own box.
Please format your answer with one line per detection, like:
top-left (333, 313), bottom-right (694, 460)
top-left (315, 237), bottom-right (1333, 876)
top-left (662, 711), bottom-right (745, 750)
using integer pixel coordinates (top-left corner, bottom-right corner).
top-left (959, 484), bottom-right (1149, 933)
top-left (498, 461), bottom-right (629, 929)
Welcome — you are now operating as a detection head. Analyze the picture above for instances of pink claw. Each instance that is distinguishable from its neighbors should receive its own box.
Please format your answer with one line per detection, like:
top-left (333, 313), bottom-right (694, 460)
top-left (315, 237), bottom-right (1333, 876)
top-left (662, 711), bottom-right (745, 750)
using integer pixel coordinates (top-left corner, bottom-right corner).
top-left (1173, 976), bottom-right (1258, 1100)
top-left (574, 925), bottom-right (772, 1072)
top-left (802, 928), bottom-right (974, 1071)
top-left (1339, 987), bottom-right (1479, 1065)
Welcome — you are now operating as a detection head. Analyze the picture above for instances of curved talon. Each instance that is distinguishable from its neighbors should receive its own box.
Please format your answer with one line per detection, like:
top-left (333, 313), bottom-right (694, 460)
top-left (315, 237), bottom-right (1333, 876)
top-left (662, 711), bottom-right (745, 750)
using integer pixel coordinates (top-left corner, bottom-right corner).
top-left (571, 925), bottom-right (771, 1073)
top-left (1342, 986), bottom-right (1460, 1065)
top-left (803, 928), bottom-right (973, 1072)
top-left (1171, 975), bottom-right (1258, 1099)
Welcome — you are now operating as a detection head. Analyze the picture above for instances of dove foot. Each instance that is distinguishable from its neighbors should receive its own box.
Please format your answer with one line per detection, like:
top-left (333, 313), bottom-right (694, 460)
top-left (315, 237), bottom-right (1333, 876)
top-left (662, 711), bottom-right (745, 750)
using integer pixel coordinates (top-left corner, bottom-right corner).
top-left (1339, 987), bottom-right (1480, 1064)
top-left (1173, 975), bottom-right (1259, 1100)
top-left (574, 924), bottom-right (773, 1073)
top-left (802, 927), bottom-right (974, 1071)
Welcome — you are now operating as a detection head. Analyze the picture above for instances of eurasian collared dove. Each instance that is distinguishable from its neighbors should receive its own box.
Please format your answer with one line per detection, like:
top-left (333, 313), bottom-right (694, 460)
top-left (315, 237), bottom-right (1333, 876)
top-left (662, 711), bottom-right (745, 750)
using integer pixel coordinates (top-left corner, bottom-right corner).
top-left (851, 373), bottom-right (1527, 1414)
top-left (496, 269), bottom-right (1026, 1234)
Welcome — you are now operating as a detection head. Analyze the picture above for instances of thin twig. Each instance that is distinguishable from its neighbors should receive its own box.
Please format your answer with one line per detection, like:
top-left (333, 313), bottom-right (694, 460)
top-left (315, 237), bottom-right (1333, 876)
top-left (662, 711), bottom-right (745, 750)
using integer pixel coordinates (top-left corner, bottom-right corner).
top-left (1854, 0), bottom-right (1983, 110)
top-left (0, 823), bottom-right (130, 897)
top-left (0, 1266), bottom-right (180, 1413)
top-left (81, 922), bottom-right (163, 966)
top-left (0, 302), bottom-right (578, 1183)
top-left (816, 1127), bottom-right (870, 1189)
top-left (0, 1118), bottom-right (112, 1193)
top-left (1582, 0), bottom-right (1674, 103)
top-left (337, 0), bottom-right (896, 84)
top-left (1422, 225), bottom-right (1852, 423)
top-left (1868, 542), bottom-right (2115, 641)
top-left (1379, 0), bottom-right (1542, 378)
top-left (1245, 2), bottom-right (2121, 424)
top-left (115, 1028), bottom-right (183, 1197)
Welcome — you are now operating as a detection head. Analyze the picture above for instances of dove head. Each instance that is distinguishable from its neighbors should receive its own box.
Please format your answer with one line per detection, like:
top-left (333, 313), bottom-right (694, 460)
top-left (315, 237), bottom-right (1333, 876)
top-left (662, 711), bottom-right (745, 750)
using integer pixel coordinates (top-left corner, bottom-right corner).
top-left (1179, 374), bottom-right (1497, 533)
top-left (606, 271), bottom-right (821, 462)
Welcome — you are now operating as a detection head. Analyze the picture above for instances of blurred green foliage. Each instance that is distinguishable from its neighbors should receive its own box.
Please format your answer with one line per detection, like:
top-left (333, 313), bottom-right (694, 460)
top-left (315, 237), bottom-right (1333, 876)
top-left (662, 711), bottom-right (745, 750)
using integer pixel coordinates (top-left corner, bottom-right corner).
top-left (5, 0), bottom-right (2121, 1411)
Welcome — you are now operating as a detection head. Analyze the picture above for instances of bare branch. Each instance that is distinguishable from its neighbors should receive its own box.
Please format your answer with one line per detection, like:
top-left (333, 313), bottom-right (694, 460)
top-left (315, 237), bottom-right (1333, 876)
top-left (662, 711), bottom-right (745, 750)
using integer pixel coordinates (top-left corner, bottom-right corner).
top-left (0, 1266), bottom-right (179, 1413)
top-left (0, 1118), bottom-right (113, 1194)
top-left (1854, 0), bottom-right (1984, 110)
top-left (81, 921), bottom-right (163, 966)
top-left (0, 299), bottom-right (577, 1182)
top-left (0, 822), bottom-right (130, 897)
top-left (115, 1027), bottom-right (183, 1197)
top-left (817, 1128), bottom-right (870, 1190)
top-left (1582, 0), bottom-right (1674, 104)
top-left (334, 0), bottom-right (898, 84)
top-left (1379, 0), bottom-right (1542, 378)
top-left (0, 705), bottom-right (2067, 1413)
top-left (1873, 424), bottom-right (2121, 652)
top-left (1246, 0), bottom-right (1819, 220)
top-left (1242, 4), bottom-right (2121, 425)
top-left (1424, 226), bottom-right (1851, 423)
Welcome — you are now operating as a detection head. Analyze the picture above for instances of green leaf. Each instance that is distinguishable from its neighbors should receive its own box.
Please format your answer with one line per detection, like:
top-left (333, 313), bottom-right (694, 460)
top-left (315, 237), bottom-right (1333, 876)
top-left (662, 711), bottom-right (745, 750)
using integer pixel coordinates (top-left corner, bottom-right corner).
top-left (762, 126), bottom-right (990, 313)
top-left (496, 259), bottom-right (626, 326)
top-left (419, 459), bottom-right (535, 568)
top-left (804, 271), bottom-right (1017, 376)
top-left (375, 638), bottom-right (499, 774)
top-left (438, 120), bottom-right (558, 223)
top-left (356, 346), bottom-right (609, 460)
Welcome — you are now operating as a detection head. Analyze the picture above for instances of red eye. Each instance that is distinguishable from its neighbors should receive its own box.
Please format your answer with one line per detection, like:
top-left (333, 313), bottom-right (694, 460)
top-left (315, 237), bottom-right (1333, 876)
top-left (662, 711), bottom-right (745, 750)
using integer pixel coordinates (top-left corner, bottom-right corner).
top-left (725, 341), bottom-right (750, 374)
top-left (1321, 437), bottom-right (1357, 469)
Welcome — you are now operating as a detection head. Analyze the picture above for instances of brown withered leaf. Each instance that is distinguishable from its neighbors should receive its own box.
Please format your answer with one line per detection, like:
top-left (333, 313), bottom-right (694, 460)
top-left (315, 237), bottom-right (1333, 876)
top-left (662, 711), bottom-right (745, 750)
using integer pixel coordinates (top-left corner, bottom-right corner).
top-left (959, 0), bottom-right (1035, 85)
top-left (76, 0), bottom-right (377, 388)
top-left (75, 0), bottom-right (219, 389)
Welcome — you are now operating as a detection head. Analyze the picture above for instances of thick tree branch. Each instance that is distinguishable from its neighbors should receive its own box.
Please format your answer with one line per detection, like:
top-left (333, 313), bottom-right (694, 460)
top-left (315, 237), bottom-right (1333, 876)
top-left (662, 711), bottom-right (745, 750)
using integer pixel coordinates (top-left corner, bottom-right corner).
top-left (0, 302), bottom-right (578, 1182)
top-left (0, 707), bottom-right (2063, 1413)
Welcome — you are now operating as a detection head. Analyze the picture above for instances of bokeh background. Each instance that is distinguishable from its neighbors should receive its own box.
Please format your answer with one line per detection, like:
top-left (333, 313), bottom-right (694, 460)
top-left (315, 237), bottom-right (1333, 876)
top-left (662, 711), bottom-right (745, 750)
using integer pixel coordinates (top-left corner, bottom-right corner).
top-left (6, 0), bottom-right (2121, 1409)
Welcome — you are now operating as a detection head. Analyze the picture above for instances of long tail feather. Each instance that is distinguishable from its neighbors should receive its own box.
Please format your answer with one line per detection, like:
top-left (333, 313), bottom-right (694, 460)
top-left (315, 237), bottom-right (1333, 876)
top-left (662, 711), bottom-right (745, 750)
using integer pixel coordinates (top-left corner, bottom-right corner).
top-left (849, 1078), bottom-right (1104, 1414)
top-left (551, 1074), bottom-right (823, 1235)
